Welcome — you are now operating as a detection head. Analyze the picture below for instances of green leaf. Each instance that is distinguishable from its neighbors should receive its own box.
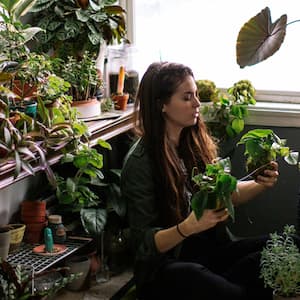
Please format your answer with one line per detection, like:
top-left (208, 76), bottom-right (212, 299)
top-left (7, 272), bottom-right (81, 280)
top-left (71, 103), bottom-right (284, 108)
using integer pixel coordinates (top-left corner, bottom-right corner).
top-left (231, 118), bottom-right (244, 134)
top-left (80, 208), bottom-right (107, 236)
top-left (191, 190), bottom-right (208, 220)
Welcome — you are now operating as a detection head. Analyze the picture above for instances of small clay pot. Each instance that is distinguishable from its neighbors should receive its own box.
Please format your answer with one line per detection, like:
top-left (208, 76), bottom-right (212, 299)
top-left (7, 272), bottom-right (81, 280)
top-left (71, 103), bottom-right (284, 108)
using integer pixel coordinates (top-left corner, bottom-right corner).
top-left (112, 93), bottom-right (129, 111)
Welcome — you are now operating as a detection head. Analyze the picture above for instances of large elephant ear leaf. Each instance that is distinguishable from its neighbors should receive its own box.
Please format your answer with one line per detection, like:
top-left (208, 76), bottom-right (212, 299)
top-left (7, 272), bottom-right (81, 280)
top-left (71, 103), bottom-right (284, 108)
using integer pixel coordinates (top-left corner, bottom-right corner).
top-left (236, 7), bottom-right (287, 68)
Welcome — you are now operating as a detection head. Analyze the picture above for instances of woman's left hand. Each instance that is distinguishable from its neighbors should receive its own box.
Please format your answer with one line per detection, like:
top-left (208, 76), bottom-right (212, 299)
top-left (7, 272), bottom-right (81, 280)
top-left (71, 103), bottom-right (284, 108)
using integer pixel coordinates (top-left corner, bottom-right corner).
top-left (255, 161), bottom-right (279, 188)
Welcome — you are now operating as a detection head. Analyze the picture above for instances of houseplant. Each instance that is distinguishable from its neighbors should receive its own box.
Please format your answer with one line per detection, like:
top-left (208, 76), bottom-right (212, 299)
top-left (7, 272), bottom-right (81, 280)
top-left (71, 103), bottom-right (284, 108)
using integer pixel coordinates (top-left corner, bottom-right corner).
top-left (196, 79), bottom-right (219, 102)
top-left (237, 128), bottom-right (299, 178)
top-left (57, 51), bottom-right (102, 118)
top-left (29, 0), bottom-right (127, 60)
top-left (260, 224), bottom-right (300, 299)
top-left (202, 79), bottom-right (256, 142)
top-left (191, 157), bottom-right (237, 220)
top-left (0, 258), bottom-right (79, 299)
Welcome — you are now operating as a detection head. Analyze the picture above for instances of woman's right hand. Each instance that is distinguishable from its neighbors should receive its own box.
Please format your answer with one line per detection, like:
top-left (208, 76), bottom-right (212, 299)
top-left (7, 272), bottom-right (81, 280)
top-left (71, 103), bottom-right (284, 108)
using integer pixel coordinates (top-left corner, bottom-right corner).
top-left (180, 208), bottom-right (229, 236)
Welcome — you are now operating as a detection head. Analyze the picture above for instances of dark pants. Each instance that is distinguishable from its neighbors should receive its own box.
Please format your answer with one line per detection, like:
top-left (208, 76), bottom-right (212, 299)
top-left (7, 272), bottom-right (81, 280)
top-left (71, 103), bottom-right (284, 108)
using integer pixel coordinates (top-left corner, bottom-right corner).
top-left (137, 234), bottom-right (273, 300)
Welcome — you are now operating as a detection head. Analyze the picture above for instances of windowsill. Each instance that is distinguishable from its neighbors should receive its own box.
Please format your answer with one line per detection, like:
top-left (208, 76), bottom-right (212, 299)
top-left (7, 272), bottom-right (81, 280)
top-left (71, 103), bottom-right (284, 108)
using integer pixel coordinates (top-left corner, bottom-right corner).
top-left (247, 102), bottom-right (300, 127)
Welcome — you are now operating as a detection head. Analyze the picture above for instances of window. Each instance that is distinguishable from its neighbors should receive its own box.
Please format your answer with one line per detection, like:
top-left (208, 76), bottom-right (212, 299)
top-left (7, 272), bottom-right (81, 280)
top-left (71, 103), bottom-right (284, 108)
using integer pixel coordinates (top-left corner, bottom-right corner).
top-left (126, 0), bottom-right (300, 97)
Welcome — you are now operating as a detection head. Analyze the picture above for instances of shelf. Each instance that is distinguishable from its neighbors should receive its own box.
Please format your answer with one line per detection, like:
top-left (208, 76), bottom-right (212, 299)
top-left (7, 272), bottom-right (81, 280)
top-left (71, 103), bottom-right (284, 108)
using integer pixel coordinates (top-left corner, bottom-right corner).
top-left (0, 105), bottom-right (135, 190)
top-left (7, 236), bottom-right (92, 274)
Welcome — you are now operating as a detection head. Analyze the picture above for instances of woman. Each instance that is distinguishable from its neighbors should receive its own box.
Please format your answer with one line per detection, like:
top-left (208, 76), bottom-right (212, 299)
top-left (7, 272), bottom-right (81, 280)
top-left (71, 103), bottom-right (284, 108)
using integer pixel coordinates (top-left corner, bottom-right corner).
top-left (121, 62), bottom-right (279, 300)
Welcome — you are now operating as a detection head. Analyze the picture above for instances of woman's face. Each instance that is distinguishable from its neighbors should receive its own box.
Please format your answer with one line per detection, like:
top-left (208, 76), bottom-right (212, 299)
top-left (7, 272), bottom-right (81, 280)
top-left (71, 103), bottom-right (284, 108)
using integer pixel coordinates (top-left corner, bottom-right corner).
top-left (162, 75), bottom-right (200, 140)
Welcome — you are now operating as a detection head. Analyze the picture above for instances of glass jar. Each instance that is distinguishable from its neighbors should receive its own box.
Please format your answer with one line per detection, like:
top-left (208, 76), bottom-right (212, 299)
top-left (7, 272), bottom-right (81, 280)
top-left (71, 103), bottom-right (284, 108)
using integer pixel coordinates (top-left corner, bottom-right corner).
top-left (106, 44), bottom-right (139, 103)
top-left (48, 214), bottom-right (66, 244)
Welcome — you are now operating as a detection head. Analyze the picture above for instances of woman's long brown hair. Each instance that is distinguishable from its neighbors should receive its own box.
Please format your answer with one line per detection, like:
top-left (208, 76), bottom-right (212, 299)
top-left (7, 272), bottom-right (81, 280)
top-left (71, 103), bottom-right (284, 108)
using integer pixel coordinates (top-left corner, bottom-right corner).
top-left (134, 62), bottom-right (217, 226)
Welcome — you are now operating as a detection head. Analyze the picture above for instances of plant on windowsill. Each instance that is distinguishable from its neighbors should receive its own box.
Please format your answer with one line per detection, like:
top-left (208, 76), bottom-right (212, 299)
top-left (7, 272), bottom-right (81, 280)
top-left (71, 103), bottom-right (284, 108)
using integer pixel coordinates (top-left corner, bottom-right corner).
top-left (196, 79), bottom-right (219, 102)
top-left (260, 224), bottom-right (300, 299)
top-left (191, 157), bottom-right (237, 221)
top-left (202, 79), bottom-right (256, 143)
top-left (29, 0), bottom-right (127, 61)
top-left (56, 51), bottom-right (103, 118)
top-left (237, 128), bottom-right (299, 179)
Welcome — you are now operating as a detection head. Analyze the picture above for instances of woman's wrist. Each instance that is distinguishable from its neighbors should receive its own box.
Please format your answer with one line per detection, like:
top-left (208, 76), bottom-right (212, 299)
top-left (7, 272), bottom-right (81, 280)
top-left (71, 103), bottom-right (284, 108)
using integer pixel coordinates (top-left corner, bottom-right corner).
top-left (176, 222), bottom-right (189, 238)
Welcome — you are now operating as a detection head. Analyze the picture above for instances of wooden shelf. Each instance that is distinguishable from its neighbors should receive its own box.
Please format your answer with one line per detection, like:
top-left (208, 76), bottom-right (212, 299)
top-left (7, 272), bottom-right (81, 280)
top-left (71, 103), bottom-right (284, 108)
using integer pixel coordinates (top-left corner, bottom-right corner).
top-left (0, 105), bottom-right (135, 190)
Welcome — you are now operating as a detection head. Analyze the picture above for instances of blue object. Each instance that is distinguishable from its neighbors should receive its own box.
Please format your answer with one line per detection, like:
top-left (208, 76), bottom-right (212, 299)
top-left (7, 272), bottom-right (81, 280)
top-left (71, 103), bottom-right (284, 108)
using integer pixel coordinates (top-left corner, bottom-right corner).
top-left (44, 227), bottom-right (54, 253)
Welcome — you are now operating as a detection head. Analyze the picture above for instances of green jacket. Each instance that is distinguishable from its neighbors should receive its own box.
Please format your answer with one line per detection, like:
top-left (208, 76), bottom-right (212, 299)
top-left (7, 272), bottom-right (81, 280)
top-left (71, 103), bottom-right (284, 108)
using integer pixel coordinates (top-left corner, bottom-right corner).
top-left (121, 138), bottom-right (230, 287)
top-left (121, 138), bottom-right (170, 287)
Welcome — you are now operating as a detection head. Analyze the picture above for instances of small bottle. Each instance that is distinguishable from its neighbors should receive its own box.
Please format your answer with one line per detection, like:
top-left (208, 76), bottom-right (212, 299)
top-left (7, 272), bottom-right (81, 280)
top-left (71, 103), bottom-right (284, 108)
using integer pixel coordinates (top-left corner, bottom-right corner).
top-left (44, 227), bottom-right (54, 253)
top-left (48, 214), bottom-right (67, 244)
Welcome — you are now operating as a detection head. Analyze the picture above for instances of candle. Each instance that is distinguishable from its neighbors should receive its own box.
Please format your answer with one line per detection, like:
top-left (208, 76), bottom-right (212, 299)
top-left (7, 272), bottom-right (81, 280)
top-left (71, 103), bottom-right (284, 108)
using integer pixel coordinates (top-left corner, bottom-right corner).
top-left (117, 65), bottom-right (125, 94)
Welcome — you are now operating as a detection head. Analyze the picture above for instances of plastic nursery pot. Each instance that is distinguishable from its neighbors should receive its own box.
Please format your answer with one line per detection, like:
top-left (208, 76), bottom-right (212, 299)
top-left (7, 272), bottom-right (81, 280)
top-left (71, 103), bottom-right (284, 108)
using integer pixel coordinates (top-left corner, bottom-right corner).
top-left (112, 93), bottom-right (129, 111)
top-left (4, 224), bottom-right (26, 253)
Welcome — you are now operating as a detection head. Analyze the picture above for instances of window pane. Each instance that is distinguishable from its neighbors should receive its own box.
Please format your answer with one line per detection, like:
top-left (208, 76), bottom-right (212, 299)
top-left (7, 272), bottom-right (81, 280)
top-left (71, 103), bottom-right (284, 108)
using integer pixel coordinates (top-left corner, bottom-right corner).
top-left (133, 0), bottom-right (300, 92)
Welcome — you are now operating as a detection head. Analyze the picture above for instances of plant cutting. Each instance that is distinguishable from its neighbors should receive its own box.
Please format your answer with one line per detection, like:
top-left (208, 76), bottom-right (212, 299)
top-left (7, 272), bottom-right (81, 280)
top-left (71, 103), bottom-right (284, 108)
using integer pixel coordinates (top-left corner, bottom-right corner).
top-left (260, 224), bottom-right (300, 299)
top-left (237, 128), bottom-right (299, 179)
top-left (202, 79), bottom-right (257, 142)
top-left (191, 157), bottom-right (237, 220)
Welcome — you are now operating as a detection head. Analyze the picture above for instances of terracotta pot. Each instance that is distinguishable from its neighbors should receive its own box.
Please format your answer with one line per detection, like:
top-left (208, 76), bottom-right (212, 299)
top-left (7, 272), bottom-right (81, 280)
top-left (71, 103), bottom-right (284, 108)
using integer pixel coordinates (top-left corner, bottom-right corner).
top-left (24, 221), bottom-right (47, 244)
top-left (273, 293), bottom-right (300, 300)
top-left (112, 93), bottom-right (129, 111)
top-left (12, 80), bottom-right (37, 100)
top-left (21, 200), bottom-right (47, 224)
top-left (71, 97), bottom-right (101, 118)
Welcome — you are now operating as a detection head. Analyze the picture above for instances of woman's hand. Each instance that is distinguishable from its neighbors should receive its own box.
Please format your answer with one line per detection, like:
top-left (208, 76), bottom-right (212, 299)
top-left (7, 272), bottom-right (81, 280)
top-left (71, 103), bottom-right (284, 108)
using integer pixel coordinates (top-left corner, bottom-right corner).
top-left (180, 208), bottom-right (229, 236)
top-left (255, 161), bottom-right (279, 188)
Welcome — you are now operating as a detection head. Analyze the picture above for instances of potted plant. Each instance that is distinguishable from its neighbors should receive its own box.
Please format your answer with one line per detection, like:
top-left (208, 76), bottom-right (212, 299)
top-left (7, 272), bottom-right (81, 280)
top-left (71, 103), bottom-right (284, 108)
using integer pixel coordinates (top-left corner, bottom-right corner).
top-left (0, 258), bottom-right (79, 299)
top-left (55, 139), bottom-right (112, 227)
top-left (202, 79), bottom-right (257, 142)
top-left (237, 128), bottom-right (299, 179)
top-left (29, 0), bottom-right (127, 61)
top-left (191, 157), bottom-right (237, 220)
top-left (260, 224), bottom-right (300, 299)
top-left (196, 79), bottom-right (219, 102)
top-left (57, 51), bottom-right (102, 118)
top-left (0, 0), bottom-right (42, 64)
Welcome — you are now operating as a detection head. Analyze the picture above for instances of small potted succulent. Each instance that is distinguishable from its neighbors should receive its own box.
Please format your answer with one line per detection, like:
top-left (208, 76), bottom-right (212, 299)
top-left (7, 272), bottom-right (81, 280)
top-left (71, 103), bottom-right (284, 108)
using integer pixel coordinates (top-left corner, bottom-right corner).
top-left (196, 79), bottom-right (219, 102)
top-left (237, 128), bottom-right (299, 178)
top-left (191, 157), bottom-right (237, 220)
top-left (260, 224), bottom-right (300, 299)
top-left (202, 79), bottom-right (257, 142)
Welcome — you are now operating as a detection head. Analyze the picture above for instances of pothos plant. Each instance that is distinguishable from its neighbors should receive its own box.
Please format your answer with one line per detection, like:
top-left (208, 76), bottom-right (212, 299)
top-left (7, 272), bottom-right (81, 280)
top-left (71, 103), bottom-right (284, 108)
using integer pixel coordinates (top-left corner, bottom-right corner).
top-left (237, 128), bottom-right (299, 178)
top-left (191, 157), bottom-right (237, 221)
top-left (202, 79), bottom-right (256, 142)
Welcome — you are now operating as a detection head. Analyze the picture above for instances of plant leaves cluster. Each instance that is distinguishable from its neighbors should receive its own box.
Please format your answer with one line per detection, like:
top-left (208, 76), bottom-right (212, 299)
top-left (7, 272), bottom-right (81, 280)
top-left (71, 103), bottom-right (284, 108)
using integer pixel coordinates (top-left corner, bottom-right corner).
top-left (0, 258), bottom-right (79, 300)
top-left (30, 0), bottom-right (127, 59)
top-left (202, 79), bottom-right (256, 142)
top-left (237, 128), bottom-right (299, 176)
top-left (260, 225), bottom-right (300, 297)
top-left (191, 157), bottom-right (237, 221)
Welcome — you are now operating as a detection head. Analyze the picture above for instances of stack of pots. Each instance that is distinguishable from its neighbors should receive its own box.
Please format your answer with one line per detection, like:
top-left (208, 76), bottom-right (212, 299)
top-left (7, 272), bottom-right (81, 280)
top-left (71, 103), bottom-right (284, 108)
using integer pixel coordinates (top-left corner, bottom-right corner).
top-left (21, 200), bottom-right (47, 244)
